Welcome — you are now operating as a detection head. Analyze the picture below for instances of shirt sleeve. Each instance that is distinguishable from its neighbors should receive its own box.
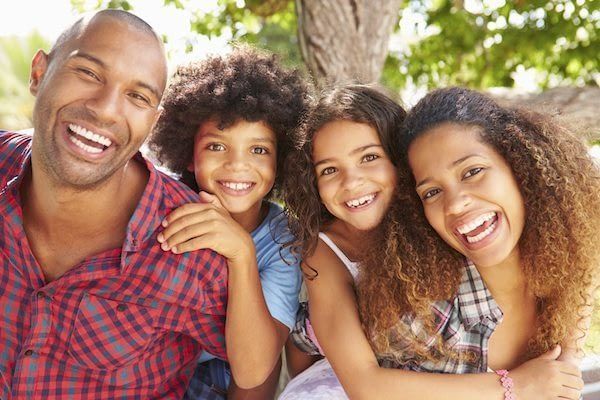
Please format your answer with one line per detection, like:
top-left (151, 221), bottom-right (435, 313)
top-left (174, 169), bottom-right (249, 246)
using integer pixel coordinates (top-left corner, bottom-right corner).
top-left (258, 239), bottom-right (302, 331)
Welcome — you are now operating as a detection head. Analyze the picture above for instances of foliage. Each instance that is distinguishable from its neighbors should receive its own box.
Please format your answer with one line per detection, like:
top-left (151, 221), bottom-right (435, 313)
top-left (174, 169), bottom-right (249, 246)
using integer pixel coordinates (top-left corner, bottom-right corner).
top-left (0, 32), bottom-right (50, 130)
top-left (71, 0), bottom-right (599, 91)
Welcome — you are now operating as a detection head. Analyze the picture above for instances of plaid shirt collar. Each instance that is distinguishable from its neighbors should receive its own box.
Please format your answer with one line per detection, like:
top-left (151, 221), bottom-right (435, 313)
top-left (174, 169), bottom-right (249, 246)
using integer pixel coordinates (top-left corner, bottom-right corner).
top-left (455, 260), bottom-right (503, 330)
top-left (1, 140), bottom-right (167, 259)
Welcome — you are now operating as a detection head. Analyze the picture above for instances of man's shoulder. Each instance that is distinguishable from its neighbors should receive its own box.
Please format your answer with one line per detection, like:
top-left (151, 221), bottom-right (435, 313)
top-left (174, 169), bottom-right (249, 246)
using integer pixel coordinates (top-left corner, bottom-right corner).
top-left (151, 167), bottom-right (201, 209)
top-left (0, 130), bottom-right (32, 153)
top-left (0, 130), bottom-right (32, 186)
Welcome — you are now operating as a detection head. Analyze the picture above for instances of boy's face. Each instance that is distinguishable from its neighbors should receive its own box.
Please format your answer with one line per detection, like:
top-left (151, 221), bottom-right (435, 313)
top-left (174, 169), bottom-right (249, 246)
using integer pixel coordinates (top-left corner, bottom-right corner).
top-left (190, 119), bottom-right (277, 218)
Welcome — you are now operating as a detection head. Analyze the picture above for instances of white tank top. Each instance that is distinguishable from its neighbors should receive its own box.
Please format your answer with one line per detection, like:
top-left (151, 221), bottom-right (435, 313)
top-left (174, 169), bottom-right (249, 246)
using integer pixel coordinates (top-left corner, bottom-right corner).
top-left (318, 232), bottom-right (359, 281)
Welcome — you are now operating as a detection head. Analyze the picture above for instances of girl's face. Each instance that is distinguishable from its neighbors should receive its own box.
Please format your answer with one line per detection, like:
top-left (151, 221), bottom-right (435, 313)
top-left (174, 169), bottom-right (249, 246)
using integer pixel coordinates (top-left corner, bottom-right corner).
top-left (312, 120), bottom-right (397, 231)
top-left (190, 119), bottom-right (277, 216)
top-left (408, 123), bottom-right (526, 268)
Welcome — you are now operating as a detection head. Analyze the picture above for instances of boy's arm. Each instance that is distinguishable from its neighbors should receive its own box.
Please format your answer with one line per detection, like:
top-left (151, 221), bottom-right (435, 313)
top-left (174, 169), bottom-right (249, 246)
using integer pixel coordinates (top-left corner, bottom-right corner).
top-left (159, 199), bottom-right (292, 388)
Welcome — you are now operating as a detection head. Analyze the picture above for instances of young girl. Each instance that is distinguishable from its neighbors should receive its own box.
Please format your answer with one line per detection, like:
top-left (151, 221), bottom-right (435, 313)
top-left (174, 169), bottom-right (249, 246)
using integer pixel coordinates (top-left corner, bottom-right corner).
top-left (281, 86), bottom-right (596, 400)
top-left (148, 46), bottom-right (311, 399)
top-left (357, 87), bottom-right (599, 399)
top-left (279, 83), bottom-right (405, 399)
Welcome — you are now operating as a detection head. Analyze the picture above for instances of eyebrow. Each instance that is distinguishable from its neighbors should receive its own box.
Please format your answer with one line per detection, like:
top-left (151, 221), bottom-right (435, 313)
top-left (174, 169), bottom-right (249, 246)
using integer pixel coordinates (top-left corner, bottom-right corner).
top-left (198, 132), bottom-right (276, 145)
top-left (72, 52), bottom-right (162, 102)
top-left (415, 153), bottom-right (482, 188)
top-left (314, 144), bottom-right (382, 168)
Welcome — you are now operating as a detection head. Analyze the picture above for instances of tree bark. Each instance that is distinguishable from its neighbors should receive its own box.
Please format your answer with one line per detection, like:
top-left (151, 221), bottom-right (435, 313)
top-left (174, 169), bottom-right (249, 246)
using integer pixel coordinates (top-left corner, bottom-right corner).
top-left (295, 0), bottom-right (402, 85)
top-left (492, 86), bottom-right (600, 142)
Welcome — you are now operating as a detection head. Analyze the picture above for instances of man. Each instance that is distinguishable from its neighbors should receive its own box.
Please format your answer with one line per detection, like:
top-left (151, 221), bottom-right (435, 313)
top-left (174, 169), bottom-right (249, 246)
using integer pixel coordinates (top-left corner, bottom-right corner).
top-left (0, 10), bottom-right (227, 399)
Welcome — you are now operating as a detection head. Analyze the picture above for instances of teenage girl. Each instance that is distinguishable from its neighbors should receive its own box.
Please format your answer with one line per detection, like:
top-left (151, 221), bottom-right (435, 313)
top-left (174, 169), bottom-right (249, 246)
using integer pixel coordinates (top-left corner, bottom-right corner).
top-left (358, 87), bottom-right (599, 400)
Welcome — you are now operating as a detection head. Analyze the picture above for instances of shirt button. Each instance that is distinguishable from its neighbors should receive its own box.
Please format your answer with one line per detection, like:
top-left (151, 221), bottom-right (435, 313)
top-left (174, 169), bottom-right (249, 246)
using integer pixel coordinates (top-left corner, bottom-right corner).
top-left (37, 292), bottom-right (46, 299)
top-left (116, 304), bottom-right (127, 312)
top-left (24, 350), bottom-right (34, 356)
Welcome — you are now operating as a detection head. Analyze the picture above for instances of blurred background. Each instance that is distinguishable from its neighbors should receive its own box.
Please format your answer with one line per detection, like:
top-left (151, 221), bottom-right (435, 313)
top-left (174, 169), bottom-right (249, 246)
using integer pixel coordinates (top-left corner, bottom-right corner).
top-left (1, 0), bottom-right (598, 394)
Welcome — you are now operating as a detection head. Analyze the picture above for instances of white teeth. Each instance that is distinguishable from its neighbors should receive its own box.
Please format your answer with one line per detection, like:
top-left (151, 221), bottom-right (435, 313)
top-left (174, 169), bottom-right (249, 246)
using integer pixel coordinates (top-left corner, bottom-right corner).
top-left (68, 124), bottom-right (112, 147)
top-left (457, 212), bottom-right (496, 235)
top-left (466, 219), bottom-right (498, 243)
top-left (69, 134), bottom-right (103, 154)
top-left (345, 193), bottom-right (375, 208)
top-left (221, 181), bottom-right (252, 191)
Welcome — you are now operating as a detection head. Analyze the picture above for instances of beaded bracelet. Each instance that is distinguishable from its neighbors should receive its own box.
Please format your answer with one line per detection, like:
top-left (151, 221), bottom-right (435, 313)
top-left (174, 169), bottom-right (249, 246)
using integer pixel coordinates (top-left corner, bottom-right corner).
top-left (495, 369), bottom-right (515, 400)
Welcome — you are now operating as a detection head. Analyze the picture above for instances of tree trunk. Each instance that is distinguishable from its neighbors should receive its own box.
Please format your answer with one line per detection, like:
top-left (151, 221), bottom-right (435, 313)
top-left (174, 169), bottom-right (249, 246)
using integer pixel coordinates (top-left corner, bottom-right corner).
top-left (295, 0), bottom-right (402, 85)
top-left (492, 86), bottom-right (600, 142)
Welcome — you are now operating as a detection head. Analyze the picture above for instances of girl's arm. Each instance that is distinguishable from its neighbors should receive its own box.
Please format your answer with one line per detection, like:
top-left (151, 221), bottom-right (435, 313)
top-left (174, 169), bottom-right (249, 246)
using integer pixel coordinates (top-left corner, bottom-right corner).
top-left (305, 240), bottom-right (583, 400)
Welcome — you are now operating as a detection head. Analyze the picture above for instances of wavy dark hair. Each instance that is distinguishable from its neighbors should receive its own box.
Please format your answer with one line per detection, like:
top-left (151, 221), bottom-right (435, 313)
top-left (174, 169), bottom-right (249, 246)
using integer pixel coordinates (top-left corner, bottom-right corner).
top-left (282, 83), bottom-right (407, 261)
top-left (148, 45), bottom-right (312, 196)
top-left (359, 87), bottom-right (600, 364)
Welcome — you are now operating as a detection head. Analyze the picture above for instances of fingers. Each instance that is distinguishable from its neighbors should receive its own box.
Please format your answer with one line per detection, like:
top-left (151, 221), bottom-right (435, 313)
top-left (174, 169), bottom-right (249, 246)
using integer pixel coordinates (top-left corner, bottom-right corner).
top-left (199, 191), bottom-right (225, 210)
top-left (558, 385), bottom-right (583, 400)
top-left (161, 202), bottom-right (215, 228)
top-left (159, 221), bottom-right (217, 252)
top-left (168, 232), bottom-right (222, 254)
top-left (557, 361), bottom-right (582, 378)
top-left (159, 208), bottom-right (223, 248)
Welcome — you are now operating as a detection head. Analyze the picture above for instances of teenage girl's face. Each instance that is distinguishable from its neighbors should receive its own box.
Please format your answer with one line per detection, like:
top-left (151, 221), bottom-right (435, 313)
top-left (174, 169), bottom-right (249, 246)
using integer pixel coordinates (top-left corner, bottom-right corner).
top-left (191, 119), bottom-right (277, 217)
top-left (312, 120), bottom-right (397, 231)
top-left (408, 123), bottom-right (526, 268)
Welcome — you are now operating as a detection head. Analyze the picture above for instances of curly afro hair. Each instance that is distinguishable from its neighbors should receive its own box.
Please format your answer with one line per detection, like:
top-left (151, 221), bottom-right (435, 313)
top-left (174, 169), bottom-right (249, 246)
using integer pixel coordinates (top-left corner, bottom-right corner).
top-left (359, 87), bottom-right (600, 366)
top-left (148, 45), bottom-right (313, 195)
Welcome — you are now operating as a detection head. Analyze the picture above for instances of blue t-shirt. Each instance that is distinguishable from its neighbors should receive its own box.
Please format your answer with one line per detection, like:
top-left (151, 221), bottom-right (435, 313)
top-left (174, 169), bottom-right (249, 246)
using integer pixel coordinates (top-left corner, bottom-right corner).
top-left (198, 201), bottom-right (301, 363)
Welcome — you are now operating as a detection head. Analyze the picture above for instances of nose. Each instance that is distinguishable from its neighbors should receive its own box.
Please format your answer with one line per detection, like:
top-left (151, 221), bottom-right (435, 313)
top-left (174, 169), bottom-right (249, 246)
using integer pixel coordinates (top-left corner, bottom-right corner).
top-left (84, 84), bottom-right (121, 126)
top-left (224, 149), bottom-right (249, 171)
top-left (444, 188), bottom-right (472, 216)
top-left (341, 167), bottom-right (365, 191)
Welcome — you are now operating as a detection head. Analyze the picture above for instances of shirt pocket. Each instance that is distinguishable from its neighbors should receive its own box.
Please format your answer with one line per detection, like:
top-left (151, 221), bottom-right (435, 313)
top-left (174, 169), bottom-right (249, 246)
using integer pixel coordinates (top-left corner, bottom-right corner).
top-left (67, 292), bottom-right (158, 371)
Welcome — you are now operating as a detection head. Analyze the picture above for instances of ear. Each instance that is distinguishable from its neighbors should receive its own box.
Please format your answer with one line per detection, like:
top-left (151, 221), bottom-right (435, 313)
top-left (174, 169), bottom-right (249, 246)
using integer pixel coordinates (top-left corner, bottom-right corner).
top-left (186, 160), bottom-right (195, 172)
top-left (29, 50), bottom-right (49, 96)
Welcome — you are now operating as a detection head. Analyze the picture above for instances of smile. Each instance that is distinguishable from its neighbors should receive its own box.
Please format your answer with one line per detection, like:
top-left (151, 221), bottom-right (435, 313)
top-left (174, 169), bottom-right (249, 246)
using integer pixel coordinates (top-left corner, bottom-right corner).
top-left (456, 211), bottom-right (499, 244)
top-left (67, 123), bottom-right (112, 154)
top-left (345, 193), bottom-right (376, 209)
top-left (218, 180), bottom-right (255, 193)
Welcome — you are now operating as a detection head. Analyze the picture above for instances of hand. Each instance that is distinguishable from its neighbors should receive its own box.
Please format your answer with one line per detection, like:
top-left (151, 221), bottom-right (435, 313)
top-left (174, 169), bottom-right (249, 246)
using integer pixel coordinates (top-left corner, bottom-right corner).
top-left (157, 191), bottom-right (255, 263)
top-left (510, 345), bottom-right (583, 400)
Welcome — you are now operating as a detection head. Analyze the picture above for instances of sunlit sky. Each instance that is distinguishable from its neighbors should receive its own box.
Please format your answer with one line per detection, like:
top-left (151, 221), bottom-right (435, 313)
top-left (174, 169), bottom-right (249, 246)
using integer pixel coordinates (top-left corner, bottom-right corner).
top-left (0, 0), bottom-right (229, 69)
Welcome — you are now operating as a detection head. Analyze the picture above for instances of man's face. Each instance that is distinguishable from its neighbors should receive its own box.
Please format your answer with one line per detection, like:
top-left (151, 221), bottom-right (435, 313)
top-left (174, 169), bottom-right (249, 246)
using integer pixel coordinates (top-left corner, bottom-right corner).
top-left (29, 15), bottom-right (167, 189)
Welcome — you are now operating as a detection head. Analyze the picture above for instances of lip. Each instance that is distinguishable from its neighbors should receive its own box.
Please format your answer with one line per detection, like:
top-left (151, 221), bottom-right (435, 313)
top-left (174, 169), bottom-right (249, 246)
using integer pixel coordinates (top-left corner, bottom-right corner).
top-left (453, 212), bottom-right (503, 251)
top-left (217, 180), bottom-right (256, 196)
top-left (60, 121), bottom-right (117, 161)
top-left (343, 192), bottom-right (379, 213)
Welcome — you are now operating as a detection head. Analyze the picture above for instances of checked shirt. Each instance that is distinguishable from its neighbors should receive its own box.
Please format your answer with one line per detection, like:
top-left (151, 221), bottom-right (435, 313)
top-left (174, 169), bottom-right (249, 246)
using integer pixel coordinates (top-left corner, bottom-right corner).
top-left (0, 131), bottom-right (228, 399)
top-left (381, 260), bottom-right (504, 373)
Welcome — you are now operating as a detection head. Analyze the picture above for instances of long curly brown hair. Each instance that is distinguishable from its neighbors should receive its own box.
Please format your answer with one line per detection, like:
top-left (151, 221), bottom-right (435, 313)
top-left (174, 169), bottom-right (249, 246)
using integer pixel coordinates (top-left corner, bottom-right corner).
top-left (148, 45), bottom-right (312, 196)
top-left (358, 87), bottom-right (600, 365)
top-left (281, 83), bottom-right (407, 261)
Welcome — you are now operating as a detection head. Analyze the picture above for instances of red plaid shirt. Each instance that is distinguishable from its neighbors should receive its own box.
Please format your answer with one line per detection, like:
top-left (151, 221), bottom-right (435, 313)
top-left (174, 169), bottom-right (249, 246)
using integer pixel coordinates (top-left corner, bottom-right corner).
top-left (0, 131), bottom-right (228, 399)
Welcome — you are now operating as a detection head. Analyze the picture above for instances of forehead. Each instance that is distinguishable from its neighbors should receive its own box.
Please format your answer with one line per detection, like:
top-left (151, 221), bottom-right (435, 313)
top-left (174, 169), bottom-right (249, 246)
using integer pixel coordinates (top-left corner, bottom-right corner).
top-left (64, 16), bottom-right (167, 92)
top-left (312, 120), bottom-right (380, 158)
top-left (196, 119), bottom-right (276, 141)
top-left (408, 123), bottom-right (496, 172)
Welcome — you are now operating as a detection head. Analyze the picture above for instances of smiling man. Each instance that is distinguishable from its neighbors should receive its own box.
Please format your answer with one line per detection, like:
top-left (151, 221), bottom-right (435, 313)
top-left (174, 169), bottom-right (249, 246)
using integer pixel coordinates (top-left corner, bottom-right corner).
top-left (0, 10), bottom-right (227, 399)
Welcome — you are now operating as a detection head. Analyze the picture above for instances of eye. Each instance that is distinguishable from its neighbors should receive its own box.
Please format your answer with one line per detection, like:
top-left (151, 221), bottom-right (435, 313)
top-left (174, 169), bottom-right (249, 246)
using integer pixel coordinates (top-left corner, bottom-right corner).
top-left (320, 166), bottom-right (337, 176)
top-left (463, 167), bottom-right (484, 179)
top-left (422, 188), bottom-right (441, 200)
top-left (362, 154), bottom-right (380, 162)
top-left (251, 146), bottom-right (270, 155)
top-left (207, 143), bottom-right (226, 151)
top-left (77, 67), bottom-right (100, 81)
top-left (129, 92), bottom-right (151, 106)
